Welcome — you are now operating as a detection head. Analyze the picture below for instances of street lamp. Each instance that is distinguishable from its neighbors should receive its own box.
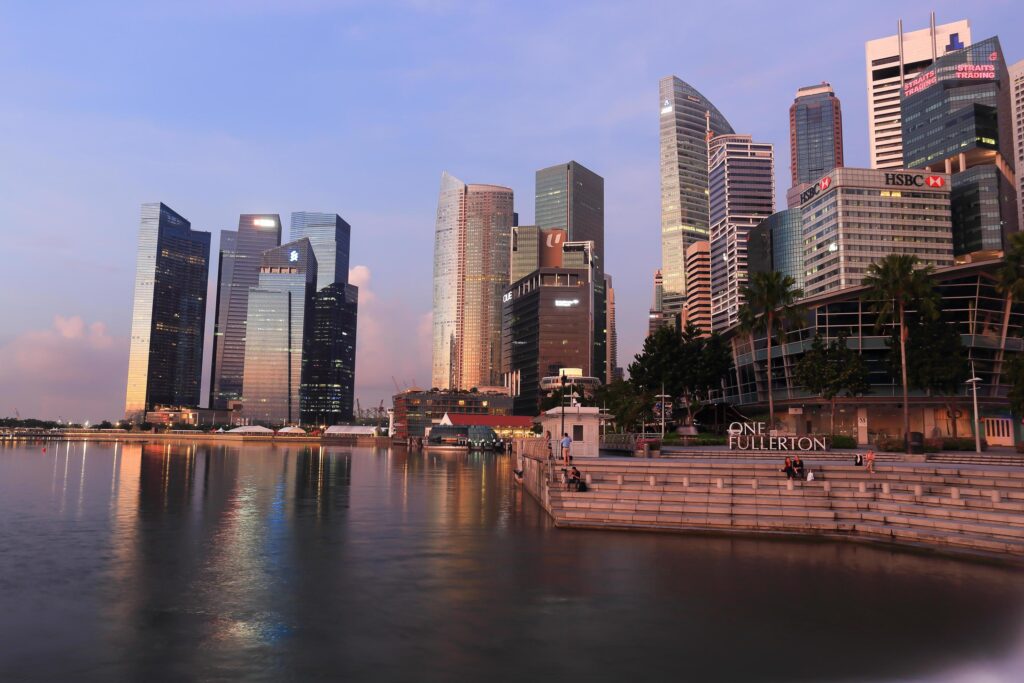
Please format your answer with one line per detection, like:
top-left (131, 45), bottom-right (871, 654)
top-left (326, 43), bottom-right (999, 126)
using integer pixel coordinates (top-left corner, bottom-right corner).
top-left (559, 373), bottom-right (567, 450)
top-left (966, 361), bottom-right (982, 454)
top-left (655, 382), bottom-right (670, 439)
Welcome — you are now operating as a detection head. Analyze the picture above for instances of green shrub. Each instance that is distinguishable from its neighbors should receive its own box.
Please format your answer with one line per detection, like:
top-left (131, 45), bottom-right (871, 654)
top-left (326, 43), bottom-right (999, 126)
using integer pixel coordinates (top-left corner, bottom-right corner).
top-left (877, 437), bottom-right (904, 453)
top-left (941, 437), bottom-right (988, 451)
top-left (828, 435), bottom-right (857, 449)
top-left (694, 434), bottom-right (727, 446)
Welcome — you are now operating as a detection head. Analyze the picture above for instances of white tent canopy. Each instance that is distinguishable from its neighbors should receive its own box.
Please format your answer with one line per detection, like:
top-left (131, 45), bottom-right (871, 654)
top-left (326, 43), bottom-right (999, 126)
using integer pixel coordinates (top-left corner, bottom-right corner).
top-left (324, 425), bottom-right (378, 436)
top-left (228, 425), bottom-right (274, 434)
top-left (277, 426), bottom-right (306, 434)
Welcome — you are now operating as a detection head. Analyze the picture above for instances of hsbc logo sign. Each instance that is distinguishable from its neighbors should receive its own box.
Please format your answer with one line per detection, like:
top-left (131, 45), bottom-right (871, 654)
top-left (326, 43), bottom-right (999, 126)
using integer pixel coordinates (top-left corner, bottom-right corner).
top-left (884, 173), bottom-right (946, 188)
top-left (801, 176), bottom-right (833, 204)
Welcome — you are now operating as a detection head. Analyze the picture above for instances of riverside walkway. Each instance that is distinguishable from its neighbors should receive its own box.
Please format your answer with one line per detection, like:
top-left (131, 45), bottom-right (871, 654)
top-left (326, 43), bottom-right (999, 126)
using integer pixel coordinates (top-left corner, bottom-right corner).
top-left (516, 443), bottom-right (1024, 563)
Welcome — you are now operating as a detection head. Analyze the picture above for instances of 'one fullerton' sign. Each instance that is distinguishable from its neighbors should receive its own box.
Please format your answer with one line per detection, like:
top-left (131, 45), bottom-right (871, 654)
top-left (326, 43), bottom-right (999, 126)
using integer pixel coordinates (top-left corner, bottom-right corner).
top-left (727, 422), bottom-right (828, 451)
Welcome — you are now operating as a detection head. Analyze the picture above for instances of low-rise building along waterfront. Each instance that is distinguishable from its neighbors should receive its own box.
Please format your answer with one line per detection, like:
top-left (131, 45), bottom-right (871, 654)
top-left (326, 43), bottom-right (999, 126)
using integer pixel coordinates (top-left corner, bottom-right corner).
top-left (391, 389), bottom-right (514, 440)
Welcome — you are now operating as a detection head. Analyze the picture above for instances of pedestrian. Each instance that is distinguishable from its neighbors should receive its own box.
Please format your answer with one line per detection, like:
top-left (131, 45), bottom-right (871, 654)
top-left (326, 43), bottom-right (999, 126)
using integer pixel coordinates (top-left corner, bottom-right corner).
top-left (865, 448), bottom-right (876, 474)
top-left (561, 432), bottom-right (572, 465)
top-left (545, 431), bottom-right (553, 460)
top-left (780, 456), bottom-right (797, 480)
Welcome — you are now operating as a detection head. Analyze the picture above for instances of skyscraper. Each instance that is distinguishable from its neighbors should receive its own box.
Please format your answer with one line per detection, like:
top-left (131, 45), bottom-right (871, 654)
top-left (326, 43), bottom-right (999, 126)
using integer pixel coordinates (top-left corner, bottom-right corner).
top-left (659, 75), bottom-right (734, 319)
top-left (1012, 59), bottom-right (1024, 234)
top-left (431, 172), bottom-right (515, 390)
top-left (682, 241), bottom-right (711, 336)
top-left (708, 135), bottom-right (775, 331)
top-left (209, 214), bottom-right (282, 410)
top-left (604, 274), bottom-right (617, 383)
top-left (747, 209), bottom-right (805, 291)
top-left (790, 83), bottom-right (844, 186)
top-left (865, 16), bottom-right (971, 170)
top-left (648, 269), bottom-right (668, 337)
top-left (535, 161), bottom-right (606, 381)
top-left (301, 282), bottom-right (358, 425)
top-left (125, 203), bottom-right (211, 421)
top-left (902, 36), bottom-right (1018, 257)
top-left (242, 239), bottom-right (318, 425)
top-left (290, 212), bottom-right (351, 291)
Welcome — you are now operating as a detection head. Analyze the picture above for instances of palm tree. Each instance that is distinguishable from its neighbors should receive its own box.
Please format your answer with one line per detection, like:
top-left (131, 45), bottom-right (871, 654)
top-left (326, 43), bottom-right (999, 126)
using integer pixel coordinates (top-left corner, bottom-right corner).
top-left (992, 233), bottom-right (1024, 391)
top-left (861, 254), bottom-right (938, 447)
top-left (738, 271), bottom-right (805, 430)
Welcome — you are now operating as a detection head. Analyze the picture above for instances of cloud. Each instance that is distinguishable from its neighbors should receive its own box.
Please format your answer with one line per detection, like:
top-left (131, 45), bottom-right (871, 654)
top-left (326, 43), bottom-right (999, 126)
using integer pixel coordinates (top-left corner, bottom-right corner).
top-left (0, 316), bottom-right (125, 422)
top-left (348, 265), bottom-right (431, 404)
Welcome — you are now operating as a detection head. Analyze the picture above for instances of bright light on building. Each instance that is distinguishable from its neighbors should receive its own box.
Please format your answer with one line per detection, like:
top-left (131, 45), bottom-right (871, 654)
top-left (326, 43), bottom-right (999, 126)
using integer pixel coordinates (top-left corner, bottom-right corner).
top-left (253, 218), bottom-right (277, 227)
top-left (554, 299), bottom-right (579, 307)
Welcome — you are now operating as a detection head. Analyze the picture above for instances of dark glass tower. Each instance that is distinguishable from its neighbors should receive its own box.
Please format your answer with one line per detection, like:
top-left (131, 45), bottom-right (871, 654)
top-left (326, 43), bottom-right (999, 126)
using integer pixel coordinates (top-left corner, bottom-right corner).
top-left (301, 282), bottom-right (359, 424)
top-left (289, 211), bottom-right (359, 423)
top-left (290, 212), bottom-right (351, 291)
top-left (789, 83), bottom-right (844, 186)
top-left (209, 214), bottom-right (282, 409)
top-left (747, 209), bottom-right (805, 291)
top-left (535, 161), bottom-right (607, 382)
top-left (902, 36), bottom-right (1018, 255)
top-left (124, 203), bottom-right (211, 421)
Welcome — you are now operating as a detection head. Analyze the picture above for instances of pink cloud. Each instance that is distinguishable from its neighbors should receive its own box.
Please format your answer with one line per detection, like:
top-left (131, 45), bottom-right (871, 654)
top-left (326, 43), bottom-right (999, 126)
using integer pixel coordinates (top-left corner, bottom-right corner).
top-left (0, 316), bottom-right (125, 422)
top-left (348, 265), bottom-right (431, 404)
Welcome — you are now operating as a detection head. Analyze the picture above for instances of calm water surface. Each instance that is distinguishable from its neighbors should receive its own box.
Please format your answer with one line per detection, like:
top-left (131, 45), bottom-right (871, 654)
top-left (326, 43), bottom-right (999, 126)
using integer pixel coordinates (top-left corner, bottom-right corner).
top-left (2, 441), bottom-right (1024, 682)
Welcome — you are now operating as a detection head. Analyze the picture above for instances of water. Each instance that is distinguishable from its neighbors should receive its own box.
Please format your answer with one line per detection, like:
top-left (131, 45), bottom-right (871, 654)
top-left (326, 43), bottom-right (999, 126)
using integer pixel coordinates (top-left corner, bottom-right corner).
top-left (2, 441), bottom-right (1024, 682)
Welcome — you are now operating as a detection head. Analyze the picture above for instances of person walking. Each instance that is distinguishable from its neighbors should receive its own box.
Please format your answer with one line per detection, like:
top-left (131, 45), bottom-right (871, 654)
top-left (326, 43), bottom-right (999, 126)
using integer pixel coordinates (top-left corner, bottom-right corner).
top-left (560, 432), bottom-right (572, 465)
top-left (865, 448), bottom-right (876, 474)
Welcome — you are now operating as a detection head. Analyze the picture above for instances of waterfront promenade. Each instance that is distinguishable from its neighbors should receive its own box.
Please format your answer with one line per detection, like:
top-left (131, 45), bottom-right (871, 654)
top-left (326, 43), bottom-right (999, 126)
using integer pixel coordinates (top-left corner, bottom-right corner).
top-left (517, 444), bottom-right (1024, 562)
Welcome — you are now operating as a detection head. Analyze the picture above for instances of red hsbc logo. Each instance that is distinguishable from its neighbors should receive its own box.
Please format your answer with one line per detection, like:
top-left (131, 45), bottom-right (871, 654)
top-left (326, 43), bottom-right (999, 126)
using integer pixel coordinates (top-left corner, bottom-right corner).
top-left (926, 175), bottom-right (945, 188)
top-left (819, 176), bottom-right (832, 191)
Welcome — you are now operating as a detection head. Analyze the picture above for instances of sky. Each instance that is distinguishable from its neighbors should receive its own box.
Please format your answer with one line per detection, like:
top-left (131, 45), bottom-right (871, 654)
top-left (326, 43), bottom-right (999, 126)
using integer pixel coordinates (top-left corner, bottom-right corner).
top-left (1, 0), bottom-right (1022, 423)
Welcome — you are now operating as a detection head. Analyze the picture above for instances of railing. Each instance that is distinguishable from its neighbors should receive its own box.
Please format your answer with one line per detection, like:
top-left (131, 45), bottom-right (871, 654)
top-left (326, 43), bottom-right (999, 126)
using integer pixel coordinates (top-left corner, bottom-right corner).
top-left (600, 433), bottom-right (636, 452)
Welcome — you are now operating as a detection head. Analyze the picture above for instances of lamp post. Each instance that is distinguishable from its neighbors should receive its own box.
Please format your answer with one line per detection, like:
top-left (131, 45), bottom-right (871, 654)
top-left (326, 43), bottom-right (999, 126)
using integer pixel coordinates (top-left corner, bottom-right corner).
top-left (655, 382), bottom-right (671, 440)
top-left (559, 373), bottom-right (567, 447)
top-left (966, 361), bottom-right (982, 454)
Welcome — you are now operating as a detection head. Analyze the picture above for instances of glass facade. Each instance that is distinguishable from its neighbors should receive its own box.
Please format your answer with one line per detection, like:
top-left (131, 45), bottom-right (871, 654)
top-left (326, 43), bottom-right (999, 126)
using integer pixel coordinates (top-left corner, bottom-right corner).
top-left (535, 161), bottom-right (607, 382)
top-left (708, 135), bottom-right (775, 331)
top-left (391, 390), bottom-right (513, 440)
top-left (289, 212), bottom-right (351, 292)
top-left (209, 214), bottom-right (282, 409)
top-left (431, 173), bottom-right (515, 390)
top-left (301, 282), bottom-right (358, 425)
top-left (748, 209), bottom-right (805, 291)
top-left (125, 203), bottom-right (211, 420)
top-left (659, 76), bottom-right (734, 315)
top-left (790, 83), bottom-right (843, 186)
top-left (241, 239), bottom-right (318, 425)
top-left (722, 261), bottom-right (1023, 422)
top-left (902, 36), bottom-right (1017, 254)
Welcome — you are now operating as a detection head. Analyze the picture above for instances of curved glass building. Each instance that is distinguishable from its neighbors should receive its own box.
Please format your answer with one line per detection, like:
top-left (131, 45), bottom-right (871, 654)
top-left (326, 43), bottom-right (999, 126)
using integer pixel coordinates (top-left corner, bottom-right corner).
top-left (748, 208), bottom-right (805, 291)
top-left (659, 76), bottom-right (734, 319)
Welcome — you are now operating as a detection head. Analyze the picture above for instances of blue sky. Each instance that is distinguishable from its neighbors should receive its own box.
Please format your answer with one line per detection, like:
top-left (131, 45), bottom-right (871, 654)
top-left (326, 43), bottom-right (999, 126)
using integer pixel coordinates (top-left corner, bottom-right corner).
top-left (1, 0), bottom-right (1021, 422)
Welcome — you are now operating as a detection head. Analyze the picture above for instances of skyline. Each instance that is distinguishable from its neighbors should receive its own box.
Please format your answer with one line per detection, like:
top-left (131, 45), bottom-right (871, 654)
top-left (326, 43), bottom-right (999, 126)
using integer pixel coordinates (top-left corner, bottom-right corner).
top-left (3, 2), bottom-right (1024, 421)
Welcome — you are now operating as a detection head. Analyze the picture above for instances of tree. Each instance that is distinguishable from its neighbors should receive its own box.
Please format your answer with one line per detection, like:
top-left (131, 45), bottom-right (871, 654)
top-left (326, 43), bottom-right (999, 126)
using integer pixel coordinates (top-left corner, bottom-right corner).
top-left (1006, 353), bottom-right (1024, 418)
top-left (628, 323), bottom-right (732, 429)
top-left (593, 380), bottom-right (649, 433)
top-left (861, 254), bottom-right (939, 445)
top-left (793, 331), bottom-right (870, 435)
top-left (992, 233), bottom-right (1024, 389)
top-left (738, 271), bottom-right (805, 429)
top-left (892, 314), bottom-right (969, 437)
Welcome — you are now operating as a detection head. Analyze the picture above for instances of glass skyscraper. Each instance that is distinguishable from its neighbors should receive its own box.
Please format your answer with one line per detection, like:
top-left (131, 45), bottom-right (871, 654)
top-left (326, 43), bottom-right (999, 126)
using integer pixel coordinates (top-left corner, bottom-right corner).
top-left (902, 36), bottom-right (1018, 256)
top-left (209, 214), bottom-right (282, 409)
top-left (431, 172), bottom-right (515, 390)
top-left (659, 75), bottom-right (734, 319)
top-left (747, 209), bottom-right (805, 291)
top-left (535, 161), bottom-right (608, 382)
top-left (290, 212), bottom-right (351, 291)
top-left (789, 83), bottom-right (844, 186)
top-left (124, 203), bottom-right (211, 421)
top-left (301, 282), bottom-right (358, 425)
top-left (241, 239), bottom-right (318, 425)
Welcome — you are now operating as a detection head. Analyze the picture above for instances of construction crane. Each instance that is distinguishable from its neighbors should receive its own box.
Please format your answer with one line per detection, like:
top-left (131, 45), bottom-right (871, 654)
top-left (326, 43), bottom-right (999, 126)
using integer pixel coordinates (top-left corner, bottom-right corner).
top-left (392, 376), bottom-right (402, 393)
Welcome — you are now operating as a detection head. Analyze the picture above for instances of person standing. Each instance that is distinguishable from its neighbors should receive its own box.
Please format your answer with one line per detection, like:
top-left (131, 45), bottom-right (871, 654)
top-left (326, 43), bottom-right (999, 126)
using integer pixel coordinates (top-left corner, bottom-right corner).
top-left (561, 432), bottom-right (572, 465)
top-left (545, 431), bottom-right (553, 460)
top-left (865, 449), bottom-right (876, 474)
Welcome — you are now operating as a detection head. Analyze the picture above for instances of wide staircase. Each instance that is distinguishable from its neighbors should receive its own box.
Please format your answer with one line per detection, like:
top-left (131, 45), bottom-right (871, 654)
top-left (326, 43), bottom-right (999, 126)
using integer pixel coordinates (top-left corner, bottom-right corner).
top-left (545, 459), bottom-right (1024, 560)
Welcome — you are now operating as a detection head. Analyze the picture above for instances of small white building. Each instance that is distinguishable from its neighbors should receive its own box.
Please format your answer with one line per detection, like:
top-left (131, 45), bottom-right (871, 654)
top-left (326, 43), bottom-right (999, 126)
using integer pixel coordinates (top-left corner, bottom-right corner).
top-left (537, 406), bottom-right (604, 458)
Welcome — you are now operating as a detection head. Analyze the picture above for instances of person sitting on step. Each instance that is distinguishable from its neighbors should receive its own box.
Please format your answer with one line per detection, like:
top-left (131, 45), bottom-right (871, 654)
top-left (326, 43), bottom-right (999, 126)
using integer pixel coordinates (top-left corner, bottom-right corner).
top-left (792, 455), bottom-right (806, 480)
top-left (780, 457), bottom-right (797, 480)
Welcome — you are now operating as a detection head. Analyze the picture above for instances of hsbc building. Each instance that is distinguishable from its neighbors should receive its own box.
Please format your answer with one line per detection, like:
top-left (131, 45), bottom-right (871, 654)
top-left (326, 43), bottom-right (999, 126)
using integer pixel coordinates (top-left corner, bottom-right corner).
top-left (799, 167), bottom-right (953, 298)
